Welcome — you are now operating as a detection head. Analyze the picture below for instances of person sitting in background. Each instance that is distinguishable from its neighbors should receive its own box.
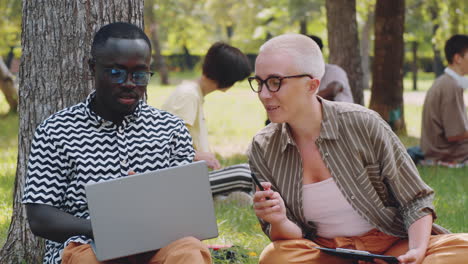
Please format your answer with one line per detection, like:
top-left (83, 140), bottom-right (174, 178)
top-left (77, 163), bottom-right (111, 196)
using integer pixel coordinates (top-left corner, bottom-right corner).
top-left (247, 33), bottom-right (468, 264)
top-left (22, 22), bottom-right (211, 264)
top-left (421, 34), bottom-right (468, 163)
top-left (309, 35), bottom-right (354, 103)
top-left (162, 42), bottom-right (253, 205)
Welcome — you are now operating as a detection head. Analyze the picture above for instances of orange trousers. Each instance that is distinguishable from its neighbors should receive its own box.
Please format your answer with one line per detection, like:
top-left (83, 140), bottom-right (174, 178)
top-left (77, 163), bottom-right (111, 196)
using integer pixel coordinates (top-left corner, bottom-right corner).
top-left (62, 236), bottom-right (212, 264)
top-left (260, 229), bottom-right (468, 264)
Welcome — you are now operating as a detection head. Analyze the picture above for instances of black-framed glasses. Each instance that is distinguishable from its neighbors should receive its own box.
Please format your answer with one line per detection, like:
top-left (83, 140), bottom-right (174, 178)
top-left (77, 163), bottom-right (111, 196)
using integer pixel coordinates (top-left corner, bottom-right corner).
top-left (103, 68), bottom-right (154, 86)
top-left (248, 74), bottom-right (314, 93)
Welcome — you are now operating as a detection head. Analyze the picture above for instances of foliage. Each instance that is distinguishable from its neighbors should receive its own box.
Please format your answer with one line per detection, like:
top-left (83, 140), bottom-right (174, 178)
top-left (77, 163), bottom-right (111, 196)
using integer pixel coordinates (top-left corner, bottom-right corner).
top-left (0, 0), bottom-right (21, 57)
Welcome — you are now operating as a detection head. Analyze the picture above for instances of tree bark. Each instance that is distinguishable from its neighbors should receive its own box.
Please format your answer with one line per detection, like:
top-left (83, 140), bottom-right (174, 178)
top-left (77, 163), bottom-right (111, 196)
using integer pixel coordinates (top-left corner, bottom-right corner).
top-left (369, 0), bottom-right (407, 135)
top-left (429, 4), bottom-right (444, 77)
top-left (0, 1), bottom-right (144, 263)
top-left (299, 19), bottom-right (307, 35)
top-left (325, 0), bottom-right (365, 105)
top-left (0, 57), bottom-right (18, 113)
top-left (412, 41), bottom-right (418, 91)
top-left (360, 9), bottom-right (374, 91)
top-left (145, 0), bottom-right (170, 85)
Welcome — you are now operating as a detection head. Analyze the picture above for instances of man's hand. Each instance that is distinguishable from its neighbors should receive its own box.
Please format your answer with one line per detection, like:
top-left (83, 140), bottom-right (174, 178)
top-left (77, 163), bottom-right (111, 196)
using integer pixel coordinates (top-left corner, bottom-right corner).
top-left (194, 151), bottom-right (221, 170)
top-left (317, 81), bottom-right (344, 101)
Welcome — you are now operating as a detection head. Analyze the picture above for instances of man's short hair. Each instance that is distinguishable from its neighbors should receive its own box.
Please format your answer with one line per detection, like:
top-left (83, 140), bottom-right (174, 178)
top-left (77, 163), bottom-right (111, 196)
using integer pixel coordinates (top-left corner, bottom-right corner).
top-left (202, 42), bottom-right (252, 89)
top-left (308, 35), bottom-right (323, 51)
top-left (260, 34), bottom-right (325, 81)
top-left (444, 34), bottom-right (468, 64)
top-left (91, 22), bottom-right (151, 59)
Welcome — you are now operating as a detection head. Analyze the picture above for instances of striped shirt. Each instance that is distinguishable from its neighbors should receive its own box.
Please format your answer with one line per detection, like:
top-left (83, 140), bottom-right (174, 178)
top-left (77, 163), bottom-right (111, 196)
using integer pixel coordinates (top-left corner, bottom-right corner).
top-left (247, 98), bottom-right (447, 240)
top-left (22, 92), bottom-right (194, 264)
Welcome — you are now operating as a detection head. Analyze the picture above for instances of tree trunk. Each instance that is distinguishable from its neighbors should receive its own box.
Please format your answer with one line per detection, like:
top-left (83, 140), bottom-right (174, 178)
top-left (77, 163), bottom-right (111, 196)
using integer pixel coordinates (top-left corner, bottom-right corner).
top-left (0, 1), bottom-right (144, 263)
top-left (145, 0), bottom-right (169, 85)
top-left (360, 9), bottom-right (374, 91)
top-left (182, 44), bottom-right (194, 71)
top-left (429, 3), bottom-right (444, 77)
top-left (326, 0), bottom-right (365, 105)
top-left (369, 0), bottom-right (406, 135)
top-left (299, 18), bottom-right (307, 35)
top-left (0, 57), bottom-right (18, 114)
top-left (412, 41), bottom-right (418, 91)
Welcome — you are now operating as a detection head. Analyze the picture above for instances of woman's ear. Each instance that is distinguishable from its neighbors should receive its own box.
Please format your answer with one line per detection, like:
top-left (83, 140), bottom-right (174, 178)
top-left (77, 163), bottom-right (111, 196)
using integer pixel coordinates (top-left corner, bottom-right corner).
top-left (309, 78), bottom-right (320, 94)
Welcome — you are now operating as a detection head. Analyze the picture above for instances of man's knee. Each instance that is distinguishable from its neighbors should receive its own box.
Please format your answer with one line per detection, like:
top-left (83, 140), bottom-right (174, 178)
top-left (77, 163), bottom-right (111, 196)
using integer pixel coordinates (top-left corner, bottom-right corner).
top-left (156, 236), bottom-right (211, 263)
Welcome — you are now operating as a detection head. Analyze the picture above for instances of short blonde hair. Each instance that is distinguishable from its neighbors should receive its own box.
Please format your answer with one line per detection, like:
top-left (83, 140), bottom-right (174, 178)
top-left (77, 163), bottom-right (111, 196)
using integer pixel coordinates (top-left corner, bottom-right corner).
top-left (259, 33), bottom-right (325, 80)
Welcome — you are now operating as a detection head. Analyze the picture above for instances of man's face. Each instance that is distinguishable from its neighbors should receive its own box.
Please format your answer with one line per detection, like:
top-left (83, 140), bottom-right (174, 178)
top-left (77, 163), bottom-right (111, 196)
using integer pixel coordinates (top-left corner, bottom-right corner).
top-left (254, 50), bottom-right (315, 124)
top-left (91, 37), bottom-right (151, 120)
top-left (456, 50), bottom-right (468, 75)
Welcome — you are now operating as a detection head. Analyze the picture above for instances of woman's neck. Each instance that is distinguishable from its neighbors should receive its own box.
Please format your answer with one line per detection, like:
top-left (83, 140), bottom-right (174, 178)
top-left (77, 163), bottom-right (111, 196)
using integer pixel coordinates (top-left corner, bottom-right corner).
top-left (289, 97), bottom-right (322, 143)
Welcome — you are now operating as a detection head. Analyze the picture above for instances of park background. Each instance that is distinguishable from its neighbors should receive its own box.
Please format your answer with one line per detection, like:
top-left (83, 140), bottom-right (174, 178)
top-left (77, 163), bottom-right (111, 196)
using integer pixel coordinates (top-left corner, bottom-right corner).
top-left (0, 0), bottom-right (467, 263)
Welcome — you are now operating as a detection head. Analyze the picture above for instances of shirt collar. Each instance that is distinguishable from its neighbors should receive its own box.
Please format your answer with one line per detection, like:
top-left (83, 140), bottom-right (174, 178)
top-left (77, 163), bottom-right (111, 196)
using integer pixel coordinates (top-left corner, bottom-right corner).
top-left (279, 97), bottom-right (340, 152)
top-left (318, 97), bottom-right (340, 141)
top-left (84, 91), bottom-right (144, 126)
top-left (445, 67), bottom-right (468, 89)
top-left (193, 81), bottom-right (205, 103)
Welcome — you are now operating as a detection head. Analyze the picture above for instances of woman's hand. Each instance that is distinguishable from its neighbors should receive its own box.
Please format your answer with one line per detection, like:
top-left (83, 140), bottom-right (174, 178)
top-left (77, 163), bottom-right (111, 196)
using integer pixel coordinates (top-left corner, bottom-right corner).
top-left (253, 182), bottom-right (287, 225)
top-left (396, 247), bottom-right (426, 264)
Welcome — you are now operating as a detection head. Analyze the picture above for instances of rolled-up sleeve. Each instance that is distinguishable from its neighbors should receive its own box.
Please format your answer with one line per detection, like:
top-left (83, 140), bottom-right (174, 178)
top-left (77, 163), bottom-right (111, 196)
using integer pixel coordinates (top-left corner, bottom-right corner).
top-left (370, 114), bottom-right (436, 230)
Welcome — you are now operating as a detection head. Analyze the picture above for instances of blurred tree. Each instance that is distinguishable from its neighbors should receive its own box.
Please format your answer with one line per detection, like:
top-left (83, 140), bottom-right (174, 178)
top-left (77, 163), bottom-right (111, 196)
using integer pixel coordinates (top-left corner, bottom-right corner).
top-left (428, 0), bottom-right (444, 77)
top-left (145, 0), bottom-right (170, 84)
top-left (326, 0), bottom-right (365, 105)
top-left (0, 57), bottom-right (17, 113)
top-left (0, 0), bottom-right (21, 56)
top-left (155, 0), bottom-right (212, 65)
top-left (357, 0), bottom-right (375, 91)
top-left (288, 0), bottom-right (323, 35)
top-left (369, 0), bottom-right (406, 134)
top-left (0, 1), bottom-right (144, 263)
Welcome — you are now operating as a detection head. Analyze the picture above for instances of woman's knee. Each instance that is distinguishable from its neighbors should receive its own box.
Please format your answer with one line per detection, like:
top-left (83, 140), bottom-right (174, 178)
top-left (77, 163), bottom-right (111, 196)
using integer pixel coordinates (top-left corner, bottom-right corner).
top-left (260, 239), bottom-right (320, 264)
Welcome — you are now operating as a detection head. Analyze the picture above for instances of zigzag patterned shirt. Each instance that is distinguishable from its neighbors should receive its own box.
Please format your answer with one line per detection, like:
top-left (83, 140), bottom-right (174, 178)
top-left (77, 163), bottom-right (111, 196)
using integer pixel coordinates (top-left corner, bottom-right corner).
top-left (22, 92), bottom-right (194, 264)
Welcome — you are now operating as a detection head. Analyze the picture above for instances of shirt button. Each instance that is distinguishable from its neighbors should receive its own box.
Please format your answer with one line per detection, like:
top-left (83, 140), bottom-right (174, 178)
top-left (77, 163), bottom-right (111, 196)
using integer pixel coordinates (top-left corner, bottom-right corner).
top-left (121, 160), bottom-right (127, 166)
top-left (324, 153), bottom-right (329, 157)
top-left (351, 196), bottom-right (355, 200)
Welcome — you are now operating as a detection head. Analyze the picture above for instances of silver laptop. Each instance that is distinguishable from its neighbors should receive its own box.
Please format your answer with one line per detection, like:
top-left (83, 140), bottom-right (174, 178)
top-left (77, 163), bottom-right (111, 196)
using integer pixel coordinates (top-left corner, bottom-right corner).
top-left (85, 161), bottom-right (218, 261)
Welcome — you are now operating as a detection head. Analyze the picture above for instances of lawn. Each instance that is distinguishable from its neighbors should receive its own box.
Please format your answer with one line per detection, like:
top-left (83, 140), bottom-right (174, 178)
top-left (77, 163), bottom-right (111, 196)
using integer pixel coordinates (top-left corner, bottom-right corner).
top-left (0, 72), bottom-right (466, 263)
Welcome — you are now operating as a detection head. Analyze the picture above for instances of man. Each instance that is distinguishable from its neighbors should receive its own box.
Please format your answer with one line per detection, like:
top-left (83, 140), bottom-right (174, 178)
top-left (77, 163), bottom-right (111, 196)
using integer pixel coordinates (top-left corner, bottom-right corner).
top-left (309, 35), bottom-right (354, 103)
top-left (162, 42), bottom-right (253, 202)
top-left (421, 34), bottom-right (468, 163)
top-left (247, 33), bottom-right (468, 264)
top-left (22, 22), bottom-right (211, 264)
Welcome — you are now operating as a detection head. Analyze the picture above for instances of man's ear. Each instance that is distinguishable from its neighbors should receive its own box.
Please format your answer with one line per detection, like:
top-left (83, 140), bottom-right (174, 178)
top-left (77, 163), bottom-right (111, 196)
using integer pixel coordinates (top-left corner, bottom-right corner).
top-left (88, 58), bottom-right (95, 76)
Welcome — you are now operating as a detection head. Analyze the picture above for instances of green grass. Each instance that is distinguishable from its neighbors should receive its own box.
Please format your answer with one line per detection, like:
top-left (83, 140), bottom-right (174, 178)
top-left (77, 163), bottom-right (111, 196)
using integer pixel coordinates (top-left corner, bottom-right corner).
top-left (0, 71), bottom-right (466, 262)
top-left (0, 113), bottom-right (18, 247)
